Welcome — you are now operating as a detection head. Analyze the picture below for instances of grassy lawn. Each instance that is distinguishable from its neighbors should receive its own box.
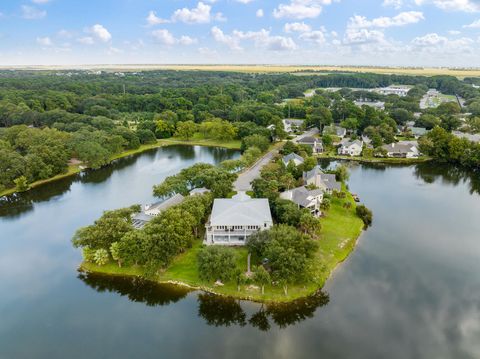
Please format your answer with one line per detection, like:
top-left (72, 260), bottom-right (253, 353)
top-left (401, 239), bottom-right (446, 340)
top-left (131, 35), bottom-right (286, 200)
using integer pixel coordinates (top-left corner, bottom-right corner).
top-left (81, 190), bottom-right (364, 303)
top-left (316, 153), bottom-right (431, 164)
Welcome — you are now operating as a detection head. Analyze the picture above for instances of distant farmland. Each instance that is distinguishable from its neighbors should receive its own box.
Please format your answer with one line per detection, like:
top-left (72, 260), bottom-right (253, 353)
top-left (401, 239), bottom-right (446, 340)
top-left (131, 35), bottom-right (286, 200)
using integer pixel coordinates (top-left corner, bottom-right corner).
top-left (5, 64), bottom-right (480, 79)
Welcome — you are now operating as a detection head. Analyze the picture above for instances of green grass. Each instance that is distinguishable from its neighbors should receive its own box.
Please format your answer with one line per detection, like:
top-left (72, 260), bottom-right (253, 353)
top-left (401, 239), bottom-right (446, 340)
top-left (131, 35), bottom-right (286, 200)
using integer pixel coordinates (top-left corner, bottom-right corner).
top-left (81, 190), bottom-right (364, 303)
top-left (0, 137), bottom-right (241, 198)
top-left (316, 153), bottom-right (432, 164)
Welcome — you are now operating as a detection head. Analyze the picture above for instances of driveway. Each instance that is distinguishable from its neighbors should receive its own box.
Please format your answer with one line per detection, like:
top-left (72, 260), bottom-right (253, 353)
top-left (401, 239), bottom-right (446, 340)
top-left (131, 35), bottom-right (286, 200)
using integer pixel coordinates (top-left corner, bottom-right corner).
top-left (234, 128), bottom-right (319, 191)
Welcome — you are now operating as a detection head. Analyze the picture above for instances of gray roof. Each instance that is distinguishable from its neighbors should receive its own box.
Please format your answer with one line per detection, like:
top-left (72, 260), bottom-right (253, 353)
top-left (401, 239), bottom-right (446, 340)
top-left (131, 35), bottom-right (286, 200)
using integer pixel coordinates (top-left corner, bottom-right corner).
top-left (298, 136), bottom-right (319, 144)
top-left (340, 139), bottom-right (363, 148)
top-left (146, 193), bottom-right (185, 212)
top-left (190, 187), bottom-right (210, 195)
top-left (409, 127), bottom-right (428, 136)
top-left (285, 186), bottom-right (323, 208)
top-left (382, 143), bottom-right (417, 154)
top-left (210, 193), bottom-right (272, 226)
top-left (282, 153), bottom-right (304, 165)
top-left (283, 119), bottom-right (304, 126)
top-left (303, 166), bottom-right (341, 192)
top-left (453, 131), bottom-right (480, 143)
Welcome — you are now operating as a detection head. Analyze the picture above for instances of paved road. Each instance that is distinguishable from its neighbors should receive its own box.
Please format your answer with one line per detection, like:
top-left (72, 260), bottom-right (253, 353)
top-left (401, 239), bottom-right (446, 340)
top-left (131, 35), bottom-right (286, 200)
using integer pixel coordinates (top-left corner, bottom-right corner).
top-left (234, 128), bottom-right (319, 191)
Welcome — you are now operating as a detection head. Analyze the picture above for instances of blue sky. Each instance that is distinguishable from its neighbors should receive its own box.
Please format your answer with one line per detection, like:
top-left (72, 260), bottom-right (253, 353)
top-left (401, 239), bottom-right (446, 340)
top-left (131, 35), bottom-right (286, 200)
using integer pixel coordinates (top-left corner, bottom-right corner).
top-left (0, 0), bottom-right (480, 66)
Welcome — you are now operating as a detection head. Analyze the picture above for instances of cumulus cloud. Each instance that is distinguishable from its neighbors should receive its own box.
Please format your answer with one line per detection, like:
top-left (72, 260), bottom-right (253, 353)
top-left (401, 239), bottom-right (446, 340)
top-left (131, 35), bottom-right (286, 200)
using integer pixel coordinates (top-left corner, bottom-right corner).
top-left (299, 30), bottom-right (327, 43)
top-left (463, 19), bottom-right (480, 27)
top-left (152, 29), bottom-right (197, 46)
top-left (21, 5), bottom-right (46, 19)
top-left (273, 0), bottom-right (338, 20)
top-left (211, 26), bottom-right (297, 51)
top-left (411, 32), bottom-right (474, 53)
top-left (344, 28), bottom-right (387, 44)
top-left (413, 0), bottom-right (480, 12)
top-left (284, 22), bottom-right (312, 32)
top-left (89, 24), bottom-right (112, 42)
top-left (348, 11), bottom-right (425, 28)
top-left (383, 0), bottom-right (404, 9)
top-left (78, 36), bottom-right (95, 45)
top-left (256, 9), bottom-right (264, 17)
top-left (147, 2), bottom-right (225, 25)
top-left (146, 11), bottom-right (170, 26)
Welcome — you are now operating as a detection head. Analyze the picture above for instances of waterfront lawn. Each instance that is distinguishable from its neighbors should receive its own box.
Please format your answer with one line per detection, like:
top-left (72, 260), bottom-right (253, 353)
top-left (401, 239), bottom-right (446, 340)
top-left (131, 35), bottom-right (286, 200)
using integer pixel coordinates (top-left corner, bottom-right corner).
top-left (81, 190), bottom-right (364, 303)
top-left (316, 152), bottom-right (431, 164)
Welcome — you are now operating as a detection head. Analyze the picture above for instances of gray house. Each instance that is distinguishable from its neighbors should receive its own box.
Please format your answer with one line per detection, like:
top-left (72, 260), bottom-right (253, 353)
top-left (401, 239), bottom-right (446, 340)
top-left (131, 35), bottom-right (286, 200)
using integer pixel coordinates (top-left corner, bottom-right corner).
top-left (132, 193), bottom-right (185, 229)
top-left (204, 192), bottom-right (273, 246)
top-left (280, 186), bottom-right (324, 216)
top-left (382, 142), bottom-right (420, 158)
top-left (297, 136), bottom-right (323, 153)
top-left (303, 166), bottom-right (341, 193)
top-left (282, 153), bottom-right (305, 166)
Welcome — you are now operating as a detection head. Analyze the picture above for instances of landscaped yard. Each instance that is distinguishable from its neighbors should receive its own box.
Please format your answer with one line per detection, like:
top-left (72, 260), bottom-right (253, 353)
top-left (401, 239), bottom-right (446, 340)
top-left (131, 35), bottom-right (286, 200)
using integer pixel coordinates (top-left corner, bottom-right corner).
top-left (81, 191), bottom-right (364, 303)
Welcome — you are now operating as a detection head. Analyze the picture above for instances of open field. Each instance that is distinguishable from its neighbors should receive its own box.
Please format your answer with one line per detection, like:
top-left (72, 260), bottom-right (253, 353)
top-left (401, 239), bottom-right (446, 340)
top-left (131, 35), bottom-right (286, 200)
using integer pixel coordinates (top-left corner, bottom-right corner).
top-left (2, 64), bottom-right (480, 78)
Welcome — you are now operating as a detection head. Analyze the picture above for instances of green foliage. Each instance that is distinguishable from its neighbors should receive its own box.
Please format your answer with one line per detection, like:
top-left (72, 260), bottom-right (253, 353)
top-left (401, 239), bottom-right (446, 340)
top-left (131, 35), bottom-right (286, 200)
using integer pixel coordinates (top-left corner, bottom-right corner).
top-left (14, 176), bottom-right (29, 191)
top-left (241, 134), bottom-right (270, 152)
top-left (356, 205), bottom-right (373, 228)
top-left (82, 247), bottom-right (96, 263)
top-left (197, 246), bottom-right (237, 282)
top-left (94, 249), bottom-right (109, 266)
top-left (253, 266), bottom-right (271, 294)
top-left (175, 120), bottom-right (197, 140)
top-left (335, 165), bottom-right (350, 182)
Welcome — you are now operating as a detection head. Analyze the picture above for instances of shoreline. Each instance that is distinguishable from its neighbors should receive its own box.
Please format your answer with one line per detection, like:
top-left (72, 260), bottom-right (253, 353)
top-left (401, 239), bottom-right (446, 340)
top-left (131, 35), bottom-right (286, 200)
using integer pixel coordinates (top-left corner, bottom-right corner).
top-left (78, 191), bottom-right (364, 304)
top-left (316, 154), bottom-right (432, 165)
top-left (0, 138), bottom-right (241, 198)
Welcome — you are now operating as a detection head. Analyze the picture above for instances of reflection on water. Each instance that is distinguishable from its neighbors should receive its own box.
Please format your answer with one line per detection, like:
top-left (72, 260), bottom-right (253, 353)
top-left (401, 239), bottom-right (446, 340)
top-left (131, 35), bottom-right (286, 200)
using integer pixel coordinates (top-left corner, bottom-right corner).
top-left (0, 145), bottom-right (240, 218)
top-left (78, 272), bottom-right (190, 306)
top-left (79, 272), bottom-right (329, 331)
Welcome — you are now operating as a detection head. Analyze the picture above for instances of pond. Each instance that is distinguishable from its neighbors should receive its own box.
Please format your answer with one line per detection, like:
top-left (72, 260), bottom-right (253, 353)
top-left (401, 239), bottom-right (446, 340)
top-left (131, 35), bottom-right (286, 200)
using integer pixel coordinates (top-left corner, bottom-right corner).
top-left (1, 148), bottom-right (480, 359)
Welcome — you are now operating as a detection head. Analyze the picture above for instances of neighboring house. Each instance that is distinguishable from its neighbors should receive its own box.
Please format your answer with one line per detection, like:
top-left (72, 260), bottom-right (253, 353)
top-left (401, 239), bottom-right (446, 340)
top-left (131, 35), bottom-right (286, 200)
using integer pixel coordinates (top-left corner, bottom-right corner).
top-left (303, 166), bottom-right (342, 194)
top-left (132, 193), bottom-right (185, 229)
top-left (338, 140), bottom-right (363, 156)
top-left (282, 119), bottom-right (304, 133)
top-left (382, 142), bottom-right (420, 158)
top-left (408, 126), bottom-right (428, 138)
top-left (354, 100), bottom-right (385, 110)
top-left (375, 85), bottom-right (410, 97)
top-left (362, 135), bottom-right (372, 146)
top-left (280, 186), bottom-right (323, 216)
top-left (190, 187), bottom-right (210, 196)
top-left (282, 153), bottom-right (305, 166)
top-left (204, 192), bottom-right (273, 246)
top-left (453, 131), bottom-right (480, 143)
top-left (323, 125), bottom-right (347, 138)
top-left (297, 136), bottom-right (323, 153)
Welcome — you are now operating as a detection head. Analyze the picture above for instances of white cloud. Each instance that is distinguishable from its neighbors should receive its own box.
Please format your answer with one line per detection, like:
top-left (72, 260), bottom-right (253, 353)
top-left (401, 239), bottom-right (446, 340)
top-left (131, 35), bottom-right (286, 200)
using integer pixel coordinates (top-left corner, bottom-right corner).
top-left (21, 5), bottom-right (46, 19)
top-left (147, 2), bottom-right (225, 25)
top-left (31, 0), bottom-right (51, 3)
top-left (211, 26), bottom-right (297, 51)
top-left (89, 24), bottom-right (112, 42)
top-left (383, 0), bottom-right (404, 9)
top-left (299, 30), bottom-right (326, 43)
top-left (236, 0), bottom-right (255, 3)
top-left (273, 0), bottom-right (338, 20)
top-left (463, 19), bottom-right (480, 27)
top-left (36, 36), bottom-right (53, 46)
top-left (414, 0), bottom-right (480, 12)
top-left (411, 32), bottom-right (474, 52)
top-left (448, 30), bottom-right (462, 34)
top-left (172, 2), bottom-right (220, 24)
top-left (348, 11), bottom-right (425, 29)
top-left (152, 29), bottom-right (198, 46)
top-left (344, 28), bottom-right (387, 44)
top-left (57, 29), bottom-right (72, 38)
top-left (256, 9), bottom-right (264, 17)
top-left (146, 11), bottom-right (170, 26)
top-left (284, 22), bottom-right (312, 32)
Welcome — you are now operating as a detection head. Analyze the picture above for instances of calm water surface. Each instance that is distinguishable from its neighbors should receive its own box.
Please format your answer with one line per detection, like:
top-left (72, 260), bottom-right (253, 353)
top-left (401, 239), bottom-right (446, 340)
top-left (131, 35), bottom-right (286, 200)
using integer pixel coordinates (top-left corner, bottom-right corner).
top-left (1, 147), bottom-right (480, 359)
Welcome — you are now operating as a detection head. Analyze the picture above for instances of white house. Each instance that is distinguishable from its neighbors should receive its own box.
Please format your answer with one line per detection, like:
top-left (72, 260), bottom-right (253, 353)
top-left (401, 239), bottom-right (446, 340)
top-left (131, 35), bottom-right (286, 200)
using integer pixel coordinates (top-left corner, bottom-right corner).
top-left (282, 153), bottom-right (304, 166)
top-left (375, 85), bottom-right (411, 97)
top-left (204, 192), bottom-right (273, 246)
top-left (280, 186), bottom-right (323, 216)
top-left (282, 119), bottom-right (304, 133)
top-left (338, 140), bottom-right (363, 156)
top-left (354, 100), bottom-right (385, 110)
top-left (297, 136), bottom-right (323, 153)
top-left (303, 166), bottom-right (341, 194)
top-left (382, 142), bottom-right (420, 158)
top-left (132, 193), bottom-right (185, 229)
top-left (453, 131), bottom-right (480, 143)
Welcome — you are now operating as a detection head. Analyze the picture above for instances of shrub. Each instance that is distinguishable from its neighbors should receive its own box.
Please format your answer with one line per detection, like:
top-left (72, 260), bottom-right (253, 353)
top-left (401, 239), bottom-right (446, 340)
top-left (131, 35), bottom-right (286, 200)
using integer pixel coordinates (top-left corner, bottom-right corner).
top-left (197, 246), bottom-right (237, 282)
top-left (94, 248), bottom-right (109, 266)
top-left (356, 205), bottom-right (373, 227)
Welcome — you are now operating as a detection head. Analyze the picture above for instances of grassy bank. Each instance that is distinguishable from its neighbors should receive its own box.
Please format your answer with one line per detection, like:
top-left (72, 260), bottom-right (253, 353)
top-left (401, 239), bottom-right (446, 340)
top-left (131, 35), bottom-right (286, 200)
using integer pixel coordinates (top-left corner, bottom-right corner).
top-left (0, 137), bottom-right (241, 198)
top-left (316, 153), bottom-right (432, 165)
top-left (80, 191), bottom-right (364, 303)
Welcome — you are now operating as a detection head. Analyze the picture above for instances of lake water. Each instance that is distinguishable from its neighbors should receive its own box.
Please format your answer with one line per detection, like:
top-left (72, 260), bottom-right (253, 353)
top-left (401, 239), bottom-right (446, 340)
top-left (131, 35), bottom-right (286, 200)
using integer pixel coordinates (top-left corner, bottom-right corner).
top-left (1, 148), bottom-right (480, 359)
